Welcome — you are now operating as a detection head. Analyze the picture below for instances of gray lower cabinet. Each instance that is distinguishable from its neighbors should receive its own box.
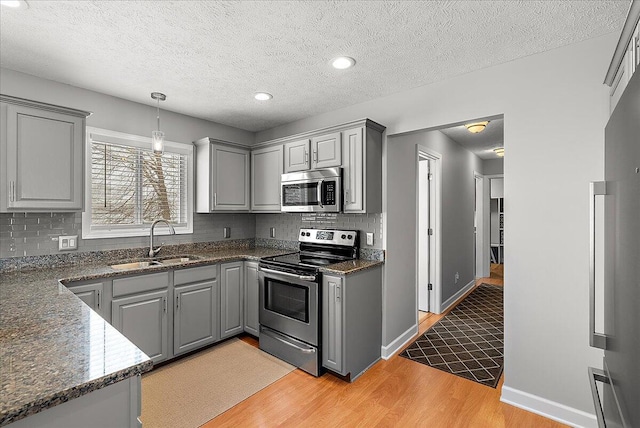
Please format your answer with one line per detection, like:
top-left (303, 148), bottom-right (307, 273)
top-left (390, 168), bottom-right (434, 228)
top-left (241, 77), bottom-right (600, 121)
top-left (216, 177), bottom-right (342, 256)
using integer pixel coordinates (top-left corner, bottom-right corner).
top-left (220, 261), bottom-right (244, 339)
top-left (243, 261), bottom-right (259, 337)
top-left (111, 272), bottom-right (170, 364)
top-left (173, 265), bottom-right (219, 356)
top-left (322, 266), bottom-right (382, 381)
top-left (66, 280), bottom-right (109, 322)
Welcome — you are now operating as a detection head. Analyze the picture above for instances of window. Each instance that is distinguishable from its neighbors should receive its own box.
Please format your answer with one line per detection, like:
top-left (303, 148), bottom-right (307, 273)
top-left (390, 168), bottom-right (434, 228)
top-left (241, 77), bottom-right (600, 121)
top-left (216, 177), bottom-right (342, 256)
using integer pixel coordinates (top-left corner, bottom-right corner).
top-left (82, 128), bottom-right (193, 239)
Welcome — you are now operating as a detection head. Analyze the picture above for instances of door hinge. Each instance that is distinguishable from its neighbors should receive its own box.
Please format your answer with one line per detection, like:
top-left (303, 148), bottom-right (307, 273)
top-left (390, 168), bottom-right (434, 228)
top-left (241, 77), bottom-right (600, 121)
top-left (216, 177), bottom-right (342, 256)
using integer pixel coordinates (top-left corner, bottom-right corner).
top-left (428, 173), bottom-right (433, 181)
top-left (428, 283), bottom-right (433, 291)
top-left (428, 228), bottom-right (433, 236)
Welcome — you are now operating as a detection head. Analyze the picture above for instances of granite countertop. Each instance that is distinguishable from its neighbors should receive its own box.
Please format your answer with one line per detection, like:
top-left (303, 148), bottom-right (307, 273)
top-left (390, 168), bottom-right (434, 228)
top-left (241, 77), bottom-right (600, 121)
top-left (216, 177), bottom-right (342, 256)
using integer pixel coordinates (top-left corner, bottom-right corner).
top-left (0, 246), bottom-right (381, 425)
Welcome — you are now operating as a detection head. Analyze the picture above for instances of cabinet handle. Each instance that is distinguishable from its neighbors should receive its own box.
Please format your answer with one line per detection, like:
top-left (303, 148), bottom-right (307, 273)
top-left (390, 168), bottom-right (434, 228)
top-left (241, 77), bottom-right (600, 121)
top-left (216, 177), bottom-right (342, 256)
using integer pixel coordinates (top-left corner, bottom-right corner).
top-left (345, 189), bottom-right (349, 203)
top-left (214, 192), bottom-right (217, 207)
top-left (304, 150), bottom-right (309, 164)
top-left (163, 297), bottom-right (167, 313)
top-left (313, 150), bottom-right (317, 163)
top-left (589, 181), bottom-right (608, 349)
top-left (9, 181), bottom-right (14, 202)
top-left (97, 290), bottom-right (101, 309)
top-left (176, 294), bottom-right (179, 309)
top-left (336, 284), bottom-right (341, 300)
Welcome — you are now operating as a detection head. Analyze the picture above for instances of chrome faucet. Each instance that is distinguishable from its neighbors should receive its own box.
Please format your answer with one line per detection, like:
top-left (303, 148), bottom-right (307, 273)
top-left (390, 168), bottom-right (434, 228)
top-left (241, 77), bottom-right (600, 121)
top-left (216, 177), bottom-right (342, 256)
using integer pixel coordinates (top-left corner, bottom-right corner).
top-left (149, 219), bottom-right (175, 258)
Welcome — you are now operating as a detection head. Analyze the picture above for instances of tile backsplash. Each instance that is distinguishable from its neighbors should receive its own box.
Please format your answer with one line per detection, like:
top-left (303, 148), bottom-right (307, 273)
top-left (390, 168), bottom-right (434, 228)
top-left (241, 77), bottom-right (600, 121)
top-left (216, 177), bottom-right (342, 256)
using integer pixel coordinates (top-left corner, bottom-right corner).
top-left (255, 212), bottom-right (383, 249)
top-left (0, 212), bottom-right (256, 258)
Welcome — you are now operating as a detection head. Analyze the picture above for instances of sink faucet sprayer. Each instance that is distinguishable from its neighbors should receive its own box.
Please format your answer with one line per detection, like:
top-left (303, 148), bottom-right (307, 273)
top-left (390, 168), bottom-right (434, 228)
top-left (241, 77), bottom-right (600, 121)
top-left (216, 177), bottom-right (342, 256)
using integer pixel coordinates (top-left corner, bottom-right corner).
top-left (149, 219), bottom-right (175, 258)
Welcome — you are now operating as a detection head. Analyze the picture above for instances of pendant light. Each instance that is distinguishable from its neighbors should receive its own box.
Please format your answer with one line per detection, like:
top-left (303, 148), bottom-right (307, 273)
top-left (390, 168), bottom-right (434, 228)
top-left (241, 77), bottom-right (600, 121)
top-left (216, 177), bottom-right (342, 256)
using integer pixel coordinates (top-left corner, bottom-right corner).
top-left (151, 92), bottom-right (166, 154)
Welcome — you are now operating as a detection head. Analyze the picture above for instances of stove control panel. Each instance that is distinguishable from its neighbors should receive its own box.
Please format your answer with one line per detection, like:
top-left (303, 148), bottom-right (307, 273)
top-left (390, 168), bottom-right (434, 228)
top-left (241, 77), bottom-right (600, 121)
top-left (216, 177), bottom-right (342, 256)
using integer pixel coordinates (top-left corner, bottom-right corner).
top-left (299, 228), bottom-right (357, 246)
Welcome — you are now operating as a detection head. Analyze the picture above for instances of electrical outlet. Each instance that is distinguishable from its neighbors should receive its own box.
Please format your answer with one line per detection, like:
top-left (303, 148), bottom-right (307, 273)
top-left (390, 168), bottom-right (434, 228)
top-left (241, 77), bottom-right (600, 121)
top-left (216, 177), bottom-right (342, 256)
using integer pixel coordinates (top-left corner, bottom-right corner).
top-left (455, 272), bottom-right (460, 283)
top-left (223, 227), bottom-right (230, 238)
top-left (58, 235), bottom-right (78, 251)
top-left (366, 232), bottom-right (374, 246)
top-left (270, 227), bottom-right (276, 238)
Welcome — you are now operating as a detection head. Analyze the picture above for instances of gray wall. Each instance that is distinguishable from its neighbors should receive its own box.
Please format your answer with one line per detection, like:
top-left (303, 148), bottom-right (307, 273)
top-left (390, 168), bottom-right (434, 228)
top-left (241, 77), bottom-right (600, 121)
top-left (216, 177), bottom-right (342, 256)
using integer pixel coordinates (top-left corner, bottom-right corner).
top-left (388, 130), bottom-right (482, 309)
top-left (255, 34), bottom-right (615, 422)
top-left (482, 158), bottom-right (504, 175)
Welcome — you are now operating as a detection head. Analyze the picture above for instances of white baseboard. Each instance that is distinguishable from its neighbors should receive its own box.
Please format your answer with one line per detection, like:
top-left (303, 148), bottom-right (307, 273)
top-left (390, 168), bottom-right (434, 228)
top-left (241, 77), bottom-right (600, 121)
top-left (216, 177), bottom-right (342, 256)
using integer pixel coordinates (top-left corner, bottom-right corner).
top-left (439, 279), bottom-right (476, 313)
top-left (381, 323), bottom-right (418, 360)
top-left (501, 386), bottom-right (597, 428)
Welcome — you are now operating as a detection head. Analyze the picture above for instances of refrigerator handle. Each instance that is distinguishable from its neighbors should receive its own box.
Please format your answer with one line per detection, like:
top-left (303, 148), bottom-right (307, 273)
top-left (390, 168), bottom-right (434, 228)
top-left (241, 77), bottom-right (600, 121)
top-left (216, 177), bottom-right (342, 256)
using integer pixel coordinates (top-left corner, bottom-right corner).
top-left (589, 181), bottom-right (608, 350)
top-left (588, 367), bottom-right (609, 428)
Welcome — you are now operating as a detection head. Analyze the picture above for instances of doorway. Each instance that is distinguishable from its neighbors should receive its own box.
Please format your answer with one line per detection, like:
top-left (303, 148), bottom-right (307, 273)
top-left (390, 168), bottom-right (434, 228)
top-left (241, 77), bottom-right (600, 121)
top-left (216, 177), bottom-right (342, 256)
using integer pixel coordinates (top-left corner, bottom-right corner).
top-left (416, 148), bottom-right (441, 317)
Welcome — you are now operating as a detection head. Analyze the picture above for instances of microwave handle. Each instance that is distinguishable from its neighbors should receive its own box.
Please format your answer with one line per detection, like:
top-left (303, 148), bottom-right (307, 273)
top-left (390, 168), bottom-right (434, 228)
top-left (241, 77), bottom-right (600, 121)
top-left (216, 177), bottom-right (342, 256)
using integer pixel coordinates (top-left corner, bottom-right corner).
top-left (317, 179), bottom-right (324, 208)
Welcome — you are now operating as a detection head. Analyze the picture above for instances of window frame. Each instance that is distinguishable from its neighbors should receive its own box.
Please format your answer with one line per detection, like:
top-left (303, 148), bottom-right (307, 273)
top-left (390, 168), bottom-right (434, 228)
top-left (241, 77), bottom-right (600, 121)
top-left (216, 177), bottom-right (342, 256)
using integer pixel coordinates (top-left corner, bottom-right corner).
top-left (82, 127), bottom-right (193, 239)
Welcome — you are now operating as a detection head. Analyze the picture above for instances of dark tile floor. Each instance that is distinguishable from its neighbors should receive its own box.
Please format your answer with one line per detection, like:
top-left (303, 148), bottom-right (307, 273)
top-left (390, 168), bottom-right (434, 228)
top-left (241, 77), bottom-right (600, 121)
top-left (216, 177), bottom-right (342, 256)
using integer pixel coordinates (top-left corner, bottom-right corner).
top-left (400, 284), bottom-right (504, 388)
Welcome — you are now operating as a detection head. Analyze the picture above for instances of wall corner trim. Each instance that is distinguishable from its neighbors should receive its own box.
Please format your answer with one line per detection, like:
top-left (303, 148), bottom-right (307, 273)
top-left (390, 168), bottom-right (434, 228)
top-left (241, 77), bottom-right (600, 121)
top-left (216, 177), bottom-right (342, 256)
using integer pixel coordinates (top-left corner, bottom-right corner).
top-left (381, 324), bottom-right (418, 360)
top-left (501, 386), bottom-right (597, 428)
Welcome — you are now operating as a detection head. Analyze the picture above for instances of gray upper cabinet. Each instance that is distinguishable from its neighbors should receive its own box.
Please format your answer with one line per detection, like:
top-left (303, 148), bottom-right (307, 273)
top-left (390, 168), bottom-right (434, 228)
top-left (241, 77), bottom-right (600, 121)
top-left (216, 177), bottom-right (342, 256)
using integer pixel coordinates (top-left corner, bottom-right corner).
top-left (284, 139), bottom-right (310, 173)
top-left (220, 261), bottom-right (244, 339)
top-left (341, 123), bottom-right (383, 213)
top-left (311, 132), bottom-right (341, 169)
top-left (251, 145), bottom-right (283, 212)
top-left (195, 139), bottom-right (250, 212)
top-left (243, 261), bottom-right (259, 337)
top-left (0, 95), bottom-right (90, 212)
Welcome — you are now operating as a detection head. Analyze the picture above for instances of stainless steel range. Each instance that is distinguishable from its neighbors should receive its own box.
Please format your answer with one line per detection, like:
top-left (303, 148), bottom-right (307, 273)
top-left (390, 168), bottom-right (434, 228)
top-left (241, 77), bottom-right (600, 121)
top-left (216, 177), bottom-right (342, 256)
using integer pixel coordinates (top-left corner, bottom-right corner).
top-left (258, 228), bottom-right (359, 376)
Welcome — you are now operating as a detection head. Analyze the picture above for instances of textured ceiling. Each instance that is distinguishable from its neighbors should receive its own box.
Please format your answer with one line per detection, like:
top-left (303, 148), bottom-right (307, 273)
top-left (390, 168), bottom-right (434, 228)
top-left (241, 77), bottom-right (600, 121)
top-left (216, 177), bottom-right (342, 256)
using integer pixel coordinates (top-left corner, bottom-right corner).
top-left (441, 118), bottom-right (504, 160)
top-left (0, 1), bottom-right (630, 132)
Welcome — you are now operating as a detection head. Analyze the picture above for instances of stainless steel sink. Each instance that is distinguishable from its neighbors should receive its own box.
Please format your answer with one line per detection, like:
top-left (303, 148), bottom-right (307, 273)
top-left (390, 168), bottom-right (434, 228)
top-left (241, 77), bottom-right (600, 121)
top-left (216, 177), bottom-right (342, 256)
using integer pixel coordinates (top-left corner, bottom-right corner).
top-left (110, 255), bottom-right (201, 270)
top-left (111, 260), bottom-right (162, 270)
top-left (156, 255), bottom-right (201, 264)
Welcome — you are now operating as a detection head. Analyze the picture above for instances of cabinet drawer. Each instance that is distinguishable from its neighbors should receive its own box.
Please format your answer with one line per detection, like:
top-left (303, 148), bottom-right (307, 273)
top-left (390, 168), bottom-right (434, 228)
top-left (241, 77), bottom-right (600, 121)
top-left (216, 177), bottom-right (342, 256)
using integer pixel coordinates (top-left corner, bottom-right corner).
top-left (174, 264), bottom-right (218, 286)
top-left (113, 272), bottom-right (169, 297)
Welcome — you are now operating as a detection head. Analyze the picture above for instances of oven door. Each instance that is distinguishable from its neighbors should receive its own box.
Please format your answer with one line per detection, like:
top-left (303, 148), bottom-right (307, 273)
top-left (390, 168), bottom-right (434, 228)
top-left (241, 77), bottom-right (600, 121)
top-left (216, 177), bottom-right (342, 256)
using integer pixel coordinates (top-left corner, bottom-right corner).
top-left (258, 267), bottom-right (319, 346)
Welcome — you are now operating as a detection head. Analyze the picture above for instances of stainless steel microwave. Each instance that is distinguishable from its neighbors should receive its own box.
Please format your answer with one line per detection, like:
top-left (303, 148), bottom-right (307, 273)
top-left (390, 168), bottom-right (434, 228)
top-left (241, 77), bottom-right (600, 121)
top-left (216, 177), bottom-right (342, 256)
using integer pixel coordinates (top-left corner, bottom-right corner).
top-left (280, 167), bottom-right (342, 212)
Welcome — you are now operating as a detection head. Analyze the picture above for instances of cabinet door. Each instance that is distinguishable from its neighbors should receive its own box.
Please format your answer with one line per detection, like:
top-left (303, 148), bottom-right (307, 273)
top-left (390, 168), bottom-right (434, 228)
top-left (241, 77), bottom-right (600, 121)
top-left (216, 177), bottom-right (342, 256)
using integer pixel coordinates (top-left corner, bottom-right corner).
top-left (211, 144), bottom-right (250, 211)
top-left (174, 279), bottom-right (219, 356)
top-left (284, 139), bottom-right (310, 172)
top-left (5, 104), bottom-right (84, 210)
top-left (68, 282), bottom-right (106, 320)
top-left (342, 127), bottom-right (364, 212)
top-left (220, 261), bottom-right (244, 339)
top-left (322, 275), bottom-right (344, 374)
top-left (112, 290), bottom-right (169, 364)
top-left (311, 132), bottom-right (342, 169)
top-left (243, 261), bottom-right (259, 337)
top-left (251, 145), bottom-right (283, 211)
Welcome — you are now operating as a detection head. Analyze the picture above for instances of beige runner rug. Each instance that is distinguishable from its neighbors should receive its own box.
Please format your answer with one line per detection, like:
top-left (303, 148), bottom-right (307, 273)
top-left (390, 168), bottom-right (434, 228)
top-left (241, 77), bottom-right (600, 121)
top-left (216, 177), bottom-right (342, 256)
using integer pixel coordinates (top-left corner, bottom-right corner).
top-left (140, 338), bottom-right (295, 428)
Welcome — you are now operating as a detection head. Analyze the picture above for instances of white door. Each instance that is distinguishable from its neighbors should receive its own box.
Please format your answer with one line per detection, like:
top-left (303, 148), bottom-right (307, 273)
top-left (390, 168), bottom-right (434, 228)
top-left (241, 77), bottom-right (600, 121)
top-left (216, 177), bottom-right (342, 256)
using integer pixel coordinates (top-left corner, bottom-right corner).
top-left (418, 159), bottom-right (431, 312)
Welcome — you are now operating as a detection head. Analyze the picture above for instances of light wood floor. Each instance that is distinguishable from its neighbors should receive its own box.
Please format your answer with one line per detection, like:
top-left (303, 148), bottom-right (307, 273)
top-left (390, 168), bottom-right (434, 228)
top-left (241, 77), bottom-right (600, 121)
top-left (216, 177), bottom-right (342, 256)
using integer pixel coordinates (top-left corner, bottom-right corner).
top-left (204, 276), bottom-right (565, 427)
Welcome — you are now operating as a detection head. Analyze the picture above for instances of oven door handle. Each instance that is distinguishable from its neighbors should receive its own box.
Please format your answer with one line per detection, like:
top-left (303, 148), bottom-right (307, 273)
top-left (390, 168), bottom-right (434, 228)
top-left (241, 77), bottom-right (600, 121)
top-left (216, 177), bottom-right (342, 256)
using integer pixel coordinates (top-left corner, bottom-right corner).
top-left (261, 327), bottom-right (316, 354)
top-left (259, 267), bottom-right (316, 282)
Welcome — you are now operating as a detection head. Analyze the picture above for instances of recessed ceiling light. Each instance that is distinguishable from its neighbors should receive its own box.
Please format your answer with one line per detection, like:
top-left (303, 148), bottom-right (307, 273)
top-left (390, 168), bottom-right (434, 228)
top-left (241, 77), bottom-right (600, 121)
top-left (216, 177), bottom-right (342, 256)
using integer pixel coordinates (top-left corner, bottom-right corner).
top-left (0, 0), bottom-right (28, 9)
top-left (331, 56), bottom-right (356, 70)
top-left (494, 147), bottom-right (505, 157)
top-left (254, 92), bottom-right (273, 101)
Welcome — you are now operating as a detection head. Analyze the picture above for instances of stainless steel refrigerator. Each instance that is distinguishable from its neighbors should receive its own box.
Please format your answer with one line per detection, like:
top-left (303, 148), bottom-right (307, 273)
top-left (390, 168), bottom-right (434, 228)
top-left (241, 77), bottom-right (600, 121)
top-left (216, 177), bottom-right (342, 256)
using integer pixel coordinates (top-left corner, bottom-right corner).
top-left (588, 65), bottom-right (640, 427)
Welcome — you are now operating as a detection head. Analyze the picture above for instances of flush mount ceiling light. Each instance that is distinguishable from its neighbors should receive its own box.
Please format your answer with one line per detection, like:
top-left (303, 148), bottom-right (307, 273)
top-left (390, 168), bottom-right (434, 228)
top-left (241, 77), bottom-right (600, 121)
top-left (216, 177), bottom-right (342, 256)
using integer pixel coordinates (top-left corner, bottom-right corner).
top-left (331, 56), bottom-right (356, 70)
top-left (465, 121), bottom-right (490, 133)
top-left (494, 147), bottom-right (505, 157)
top-left (151, 92), bottom-right (166, 154)
top-left (254, 92), bottom-right (273, 101)
top-left (0, 0), bottom-right (28, 8)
